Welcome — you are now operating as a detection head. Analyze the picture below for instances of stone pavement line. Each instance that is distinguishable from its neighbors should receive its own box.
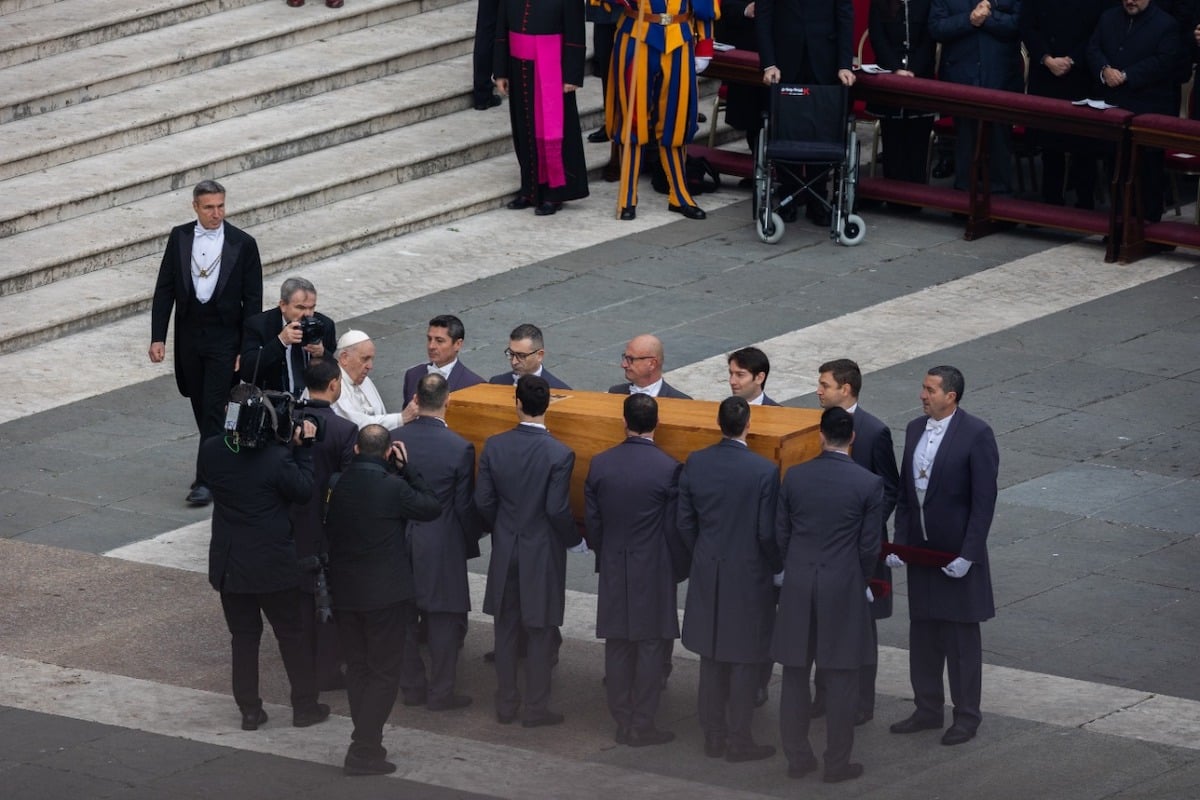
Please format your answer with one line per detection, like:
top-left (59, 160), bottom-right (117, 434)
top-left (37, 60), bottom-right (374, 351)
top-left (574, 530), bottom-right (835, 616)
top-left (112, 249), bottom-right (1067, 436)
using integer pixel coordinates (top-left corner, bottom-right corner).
top-left (663, 241), bottom-right (1194, 402)
top-left (106, 529), bottom-right (1200, 753)
top-left (0, 653), bottom-right (774, 800)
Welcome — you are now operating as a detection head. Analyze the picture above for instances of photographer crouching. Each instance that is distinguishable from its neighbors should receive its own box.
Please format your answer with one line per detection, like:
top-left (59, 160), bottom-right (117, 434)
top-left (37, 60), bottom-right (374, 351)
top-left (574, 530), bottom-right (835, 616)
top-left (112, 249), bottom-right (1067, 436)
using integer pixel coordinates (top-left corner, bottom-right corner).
top-left (198, 382), bottom-right (332, 732)
top-left (325, 424), bottom-right (441, 776)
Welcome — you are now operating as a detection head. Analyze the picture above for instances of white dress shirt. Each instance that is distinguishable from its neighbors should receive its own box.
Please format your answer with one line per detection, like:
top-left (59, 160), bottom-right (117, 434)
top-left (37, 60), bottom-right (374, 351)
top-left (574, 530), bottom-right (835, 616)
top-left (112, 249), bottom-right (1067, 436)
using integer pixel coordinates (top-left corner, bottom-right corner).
top-left (629, 378), bottom-right (664, 396)
top-left (913, 410), bottom-right (956, 493)
top-left (427, 358), bottom-right (459, 380)
top-left (191, 223), bottom-right (223, 304)
top-left (332, 369), bottom-right (403, 429)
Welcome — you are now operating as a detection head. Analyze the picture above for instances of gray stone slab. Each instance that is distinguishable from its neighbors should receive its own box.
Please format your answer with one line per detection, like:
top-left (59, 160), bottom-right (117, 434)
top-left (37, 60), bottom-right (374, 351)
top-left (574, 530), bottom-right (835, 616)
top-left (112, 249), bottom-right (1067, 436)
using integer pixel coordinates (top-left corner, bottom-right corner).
top-left (1088, 428), bottom-right (1200, 479)
top-left (1002, 573), bottom-right (1183, 641)
top-left (674, 260), bottom-right (831, 305)
top-left (544, 314), bottom-right (648, 361)
top-left (515, 271), bottom-right (654, 316)
top-left (894, 340), bottom-right (1057, 395)
top-left (669, 299), bottom-right (827, 345)
top-left (992, 449), bottom-right (1077, 490)
top-left (36, 417), bottom-right (196, 460)
top-left (0, 488), bottom-right (95, 537)
top-left (955, 393), bottom-right (1066, 436)
top-left (1000, 464), bottom-right (1177, 517)
top-left (0, 444), bottom-right (109, 489)
top-left (987, 359), bottom-right (1159, 412)
top-left (1082, 378), bottom-right (1200, 428)
top-left (1079, 329), bottom-right (1200, 378)
top-left (19, 454), bottom-right (181, 505)
top-left (603, 287), bottom-right (743, 330)
top-left (650, 329), bottom-right (744, 371)
top-left (1106, 758), bottom-right (1200, 800)
top-left (988, 503), bottom-right (1082, 548)
top-left (998, 411), bottom-right (1167, 462)
top-left (2, 762), bottom-right (132, 800)
top-left (14, 506), bottom-right (181, 553)
top-left (988, 304), bottom-right (1169, 362)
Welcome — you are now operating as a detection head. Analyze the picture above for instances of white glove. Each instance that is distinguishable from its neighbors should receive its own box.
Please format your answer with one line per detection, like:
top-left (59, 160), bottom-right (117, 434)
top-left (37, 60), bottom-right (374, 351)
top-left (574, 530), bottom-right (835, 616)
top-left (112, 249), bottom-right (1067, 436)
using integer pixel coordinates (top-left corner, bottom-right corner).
top-left (567, 540), bottom-right (590, 554)
top-left (695, 57), bottom-right (711, 74)
top-left (772, 570), bottom-right (785, 587)
top-left (885, 553), bottom-right (906, 569)
top-left (942, 556), bottom-right (972, 578)
top-left (866, 586), bottom-right (875, 602)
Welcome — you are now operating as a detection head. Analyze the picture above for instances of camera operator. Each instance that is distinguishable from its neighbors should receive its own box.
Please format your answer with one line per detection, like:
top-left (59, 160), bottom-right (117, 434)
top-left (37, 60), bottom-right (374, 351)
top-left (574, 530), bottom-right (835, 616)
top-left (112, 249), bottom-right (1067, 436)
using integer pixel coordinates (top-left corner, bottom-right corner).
top-left (198, 383), bottom-right (332, 733)
top-left (324, 424), bottom-right (441, 776)
top-left (289, 357), bottom-right (358, 691)
top-left (240, 277), bottom-right (337, 397)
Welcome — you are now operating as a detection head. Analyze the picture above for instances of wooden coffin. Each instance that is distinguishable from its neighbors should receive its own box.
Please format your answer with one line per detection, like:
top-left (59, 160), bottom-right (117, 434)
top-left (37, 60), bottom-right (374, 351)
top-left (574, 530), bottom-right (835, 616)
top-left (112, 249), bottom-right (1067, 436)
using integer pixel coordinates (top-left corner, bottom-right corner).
top-left (445, 383), bottom-right (822, 518)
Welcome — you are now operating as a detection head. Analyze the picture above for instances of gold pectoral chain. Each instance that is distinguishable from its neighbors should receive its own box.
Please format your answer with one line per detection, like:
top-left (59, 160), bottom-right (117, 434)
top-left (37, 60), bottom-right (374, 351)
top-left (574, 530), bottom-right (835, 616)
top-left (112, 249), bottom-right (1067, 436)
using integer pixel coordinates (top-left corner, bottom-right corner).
top-left (192, 251), bottom-right (221, 279)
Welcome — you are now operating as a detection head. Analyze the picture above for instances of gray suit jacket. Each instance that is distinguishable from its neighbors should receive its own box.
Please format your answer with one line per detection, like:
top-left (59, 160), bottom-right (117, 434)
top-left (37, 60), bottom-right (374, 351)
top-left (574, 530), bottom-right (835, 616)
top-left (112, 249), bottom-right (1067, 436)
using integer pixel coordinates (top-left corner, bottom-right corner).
top-left (392, 416), bottom-right (480, 613)
top-left (586, 436), bottom-right (682, 642)
top-left (678, 438), bottom-right (782, 663)
top-left (771, 451), bottom-right (883, 669)
top-left (607, 381), bottom-right (692, 399)
top-left (852, 407), bottom-right (900, 619)
top-left (476, 424), bottom-right (579, 627)
top-left (402, 360), bottom-right (484, 407)
top-left (488, 368), bottom-right (571, 389)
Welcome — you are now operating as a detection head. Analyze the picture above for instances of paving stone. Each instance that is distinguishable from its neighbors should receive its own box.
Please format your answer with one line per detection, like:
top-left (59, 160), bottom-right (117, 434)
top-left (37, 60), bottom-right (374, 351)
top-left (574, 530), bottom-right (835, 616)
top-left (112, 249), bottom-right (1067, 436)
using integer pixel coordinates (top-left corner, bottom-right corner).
top-left (986, 359), bottom-right (1157, 412)
top-left (988, 503), bottom-right (1082, 548)
top-left (544, 314), bottom-right (648, 362)
top-left (991, 449), bottom-right (1077, 490)
top-left (1082, 379), bottom-right (1200, 429)
top-left (0, 489), bottom-right (95, 537)
top-left (14, 506), bottom-right (181, 553)
top-left (1078, 329), bottom-right (1200, 378)
top-left (957, 393), bottom-right (1066, 436)
top-left (998, 411), bottom-right (1168, 462)
top-left (1000, 464), bottom-right (1176, 517)
top-left (1095, 486), bottom-right (1200, 537)
top-left (1088, 427), bottom-right (1200, 479)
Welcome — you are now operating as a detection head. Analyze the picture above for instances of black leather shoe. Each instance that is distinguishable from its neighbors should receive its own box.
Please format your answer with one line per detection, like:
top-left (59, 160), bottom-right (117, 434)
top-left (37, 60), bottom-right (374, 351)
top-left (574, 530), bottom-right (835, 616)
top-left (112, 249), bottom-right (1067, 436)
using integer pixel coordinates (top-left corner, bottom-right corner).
top-left (615, 725), bottom-right (630, 745)
top-left (343, 754), bottom-right (397, 776)
top-left (427, 694), bottom-right (472, 712)
top-left (587, 127), bottom-right (609, 143)
top-left (292, 703), bottom-right (330, 728)
top-left (186, 484), bottom-right (212, 506)
top-left (703, 733), bottom-right (726, 758)
top-left (474, 94), bottom-right (502, 111)
top-left (401, 690), bottom-right (427, 707)
top-left (522, 711), bottom-right (565, 728)
top-left (855, 710), bottom-right (874, 726)
top-left (241, 708), bottom-right (267, 731)
top-left (534, 201), bottom-right (562, 216)
top-left (506, 196), bottom-right (533, 210)
top-left (619, 207), bottom-right (636, 221)
top-left (941, 724), bottom-right (976, 746)
top-left (725, 742), bottom-right (775, 763)
top-left (823, 763), bottom-right (864, 783)
top-left (754, 686), bottom-right (769, 708)
top-left (628, 727), bottom-right (675, 747)
top-left (889, 713), bottom-right (943, 734)
top-left (668, 203), bottom-right (706, 220)
top-left (787, 754), bottom-right (818, 779)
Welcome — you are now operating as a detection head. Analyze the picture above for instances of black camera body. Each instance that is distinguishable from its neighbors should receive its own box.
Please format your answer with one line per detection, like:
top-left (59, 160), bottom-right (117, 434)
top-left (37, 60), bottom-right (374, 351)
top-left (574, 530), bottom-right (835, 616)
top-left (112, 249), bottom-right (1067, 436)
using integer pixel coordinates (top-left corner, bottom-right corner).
top-left (223, 385), bottom-right (326, 448)
top-left (297, 315), bottom-right (326, 346)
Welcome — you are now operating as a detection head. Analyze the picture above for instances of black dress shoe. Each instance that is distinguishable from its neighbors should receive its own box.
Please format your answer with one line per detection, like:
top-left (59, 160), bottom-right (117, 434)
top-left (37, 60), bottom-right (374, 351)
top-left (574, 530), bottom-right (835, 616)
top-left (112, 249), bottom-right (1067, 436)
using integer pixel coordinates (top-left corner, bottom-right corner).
top-left (854, 710), bottom-right (874, 726)
top-left (506, 195), bottom-right (533, 210)
top-left (292, 703), bottom-right (330, 728)
top-left (343, 754), bottom-right (397, 776)
top-left (325, 0), bottom-right (343, 7)
top-left (427, 694), bottom-right (472, 711)
top-left (615, 725), bottom-right (630, 745)
top-left (889, 713), bottom-right (943, 734)
top-left (286, 0), bottom-right (304, 6)
top-left (787, 754), bottom-right (818, 779)
top-left (668, 203), bottom-right (706, 220)
top-left (941, 724), bottom-right (976, 746)
top-left (725, 742), bottom-right (775, 763)
top-left (522, 711), bottom-right (565, 728)
top-left (703, 733), bottom-right (726, 758)
top-left (534, 201), bottom-right (562, 216)
top-left (241, 708), bottom-right (267, 731)
top-left (587, 127), bottom-right (609, 143)
top-left (627, 727), bottom-right (675, 747)
top-left (754, 686), bottom-right (769, 708)
top-left (619, 206), bottom-right (636, 221)
top-left (401, 690), bottom-right (428, 707)
top-left (186, 484), bottom-right (212, 506)
top-left (823, 763), bottom-right (864, 783)
top-left (474, 94), bottom-right (503, 111)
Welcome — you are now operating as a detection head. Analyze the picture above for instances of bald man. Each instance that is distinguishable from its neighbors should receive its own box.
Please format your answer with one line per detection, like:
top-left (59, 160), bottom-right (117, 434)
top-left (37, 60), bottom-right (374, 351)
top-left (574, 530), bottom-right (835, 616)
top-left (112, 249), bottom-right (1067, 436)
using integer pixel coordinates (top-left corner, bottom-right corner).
top-left (608, 334), bottom-right (692, 399)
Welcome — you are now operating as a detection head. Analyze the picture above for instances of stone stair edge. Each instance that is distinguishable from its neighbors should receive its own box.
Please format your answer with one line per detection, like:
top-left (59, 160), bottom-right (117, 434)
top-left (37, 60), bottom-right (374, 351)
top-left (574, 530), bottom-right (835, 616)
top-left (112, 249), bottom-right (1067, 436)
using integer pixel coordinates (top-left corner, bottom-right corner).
top-left (0, 0), bottom-right (59, 17)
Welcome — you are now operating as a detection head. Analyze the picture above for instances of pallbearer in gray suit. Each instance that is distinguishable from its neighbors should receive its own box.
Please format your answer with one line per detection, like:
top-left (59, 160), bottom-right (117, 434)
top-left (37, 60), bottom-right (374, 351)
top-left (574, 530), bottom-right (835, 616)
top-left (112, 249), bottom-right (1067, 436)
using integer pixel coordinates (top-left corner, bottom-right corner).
top-left (678, 397), bottom-right (782, 763)
top-left (586, 394), bottom-right (682, 747)
top-left (476, 375), bottom-right (585, 727)
top-left (774, 407), bottom-right (883, 784)
top-left (392, 373), bottom-right (480, 712)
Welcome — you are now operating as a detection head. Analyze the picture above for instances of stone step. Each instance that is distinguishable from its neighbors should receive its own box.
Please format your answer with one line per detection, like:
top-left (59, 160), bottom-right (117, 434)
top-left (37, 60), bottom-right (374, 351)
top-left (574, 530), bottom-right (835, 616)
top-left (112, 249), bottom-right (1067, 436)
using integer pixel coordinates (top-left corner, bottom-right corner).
top-left (0, 0), bottom-right (262, 69)
top-left (0, 3), bottom-right (477, 180)
top-left (0, 0), bottom-right (60, 17)
top-left (0, 0), bottom-right (437, 124)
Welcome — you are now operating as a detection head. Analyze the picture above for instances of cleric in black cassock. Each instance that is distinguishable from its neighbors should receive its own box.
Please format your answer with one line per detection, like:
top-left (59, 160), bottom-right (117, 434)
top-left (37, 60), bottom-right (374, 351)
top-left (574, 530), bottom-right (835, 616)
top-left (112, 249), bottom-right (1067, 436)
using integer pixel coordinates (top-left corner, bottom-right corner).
top-left (493, 0), bottom-right (590, 215)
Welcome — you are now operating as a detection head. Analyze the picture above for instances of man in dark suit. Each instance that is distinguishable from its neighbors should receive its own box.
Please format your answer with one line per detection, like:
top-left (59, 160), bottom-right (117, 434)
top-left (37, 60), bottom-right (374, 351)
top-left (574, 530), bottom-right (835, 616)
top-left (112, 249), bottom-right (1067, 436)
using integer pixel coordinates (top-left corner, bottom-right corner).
top-left (197, 384), bottom-right (328, 733)
top-left (150, 179), bottom-right (263, 506)
top-left (679, 396), bottom-right (782, 763)
top-left (888, 365), bottom-right (998, 747)
top-left (608, 334), bottom-right (692, 399)
top-left (401, 314), bottom-right (485, 407)
top-left (239, 277), bottom-right (337, 396)
top-left (729, 346), bottom-right (780, 406)
top-left (586, 394), bottom-right (682, 747)
top-left (476, 375), bottom-right (584, 727)
top-left (289, 357), bottom-right (356, 692)
top-left (774, 407), bottom-right (883, 784)
top-left (393, 373), bottom-right (480, 712)
top-left (488, 322), bottom-right (572, 388)
top-left (756, 0), bottom-right (856, 225)
top-left (325, 425), bottom-right (441, 776)
top-left (471, 0), bottom-right (503, 110)
top-left (813, 358), bottom-right (899, 724)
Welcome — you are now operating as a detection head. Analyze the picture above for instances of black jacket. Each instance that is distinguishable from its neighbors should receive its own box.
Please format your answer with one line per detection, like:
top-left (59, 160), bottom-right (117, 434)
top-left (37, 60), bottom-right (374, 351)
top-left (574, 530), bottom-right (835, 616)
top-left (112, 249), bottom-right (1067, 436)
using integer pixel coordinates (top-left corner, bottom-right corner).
top-left (239, 307), bottom-right (338, 392)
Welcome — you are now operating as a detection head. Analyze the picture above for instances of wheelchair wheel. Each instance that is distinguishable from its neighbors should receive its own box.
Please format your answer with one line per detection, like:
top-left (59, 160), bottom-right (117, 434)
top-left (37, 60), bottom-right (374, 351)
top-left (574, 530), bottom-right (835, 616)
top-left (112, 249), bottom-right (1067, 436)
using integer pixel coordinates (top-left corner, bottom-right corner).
top-left (838, 213), bottom-right (866, 246)
top-left (757, 212), bottom-right (785, 244)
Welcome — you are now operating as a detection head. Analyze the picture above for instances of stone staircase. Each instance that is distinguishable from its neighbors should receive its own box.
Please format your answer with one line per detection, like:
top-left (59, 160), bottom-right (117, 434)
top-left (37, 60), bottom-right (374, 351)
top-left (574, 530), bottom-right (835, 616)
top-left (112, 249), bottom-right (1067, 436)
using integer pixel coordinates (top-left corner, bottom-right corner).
top-left (0, 0), bottom-right (643, 354)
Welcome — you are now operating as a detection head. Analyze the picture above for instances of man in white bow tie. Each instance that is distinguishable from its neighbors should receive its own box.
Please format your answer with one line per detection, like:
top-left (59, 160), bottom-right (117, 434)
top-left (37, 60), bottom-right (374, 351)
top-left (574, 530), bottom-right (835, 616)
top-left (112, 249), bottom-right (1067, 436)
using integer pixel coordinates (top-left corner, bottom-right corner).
top-left (149, 179), bottom-right (263, 507)
top-left (886, 365), bottom-right (998, 748)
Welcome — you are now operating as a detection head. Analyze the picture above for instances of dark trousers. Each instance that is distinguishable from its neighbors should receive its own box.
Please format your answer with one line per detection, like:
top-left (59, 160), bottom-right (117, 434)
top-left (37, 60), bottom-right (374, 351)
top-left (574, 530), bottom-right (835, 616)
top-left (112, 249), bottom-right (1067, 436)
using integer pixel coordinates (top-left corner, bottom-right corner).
top-left (909, 619), bottom-right (983, 732)
top-left (219, 588), bottom-right (317, 713)
top-left (177, 311), bottom-right (238, 484)
top-left (604, 638), bottom-right (668, 732)
top-left (400, 610), bottom-right (467, 705)
top-left (953, 118), bottom-right (1013, 194)
top-left (1039, 137), bottom-right (1097, 209)
top-left (880, 115), bottom-right (934, 184)
top-left (781, 663), bottom-right (857, 771)
top-left (336, 601), bottom-right (411, 760)
top-left (697, 657), bottom-right (759, 746)
top-left (813, 617), bottom-right (878, 715)
top-left (494, 561), bottom-right (556, 721)
top-left (471, 0), bottom-right (498, 103)
top-left (297, 592), bottom-right (344, 690)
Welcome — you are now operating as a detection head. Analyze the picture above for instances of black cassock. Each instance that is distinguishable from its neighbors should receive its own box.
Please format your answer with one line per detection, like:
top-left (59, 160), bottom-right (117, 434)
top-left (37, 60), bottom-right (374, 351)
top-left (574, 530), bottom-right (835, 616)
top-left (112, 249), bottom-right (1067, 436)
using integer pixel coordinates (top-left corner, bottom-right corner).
top-left (494, 0), bottom-right (590, 205)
